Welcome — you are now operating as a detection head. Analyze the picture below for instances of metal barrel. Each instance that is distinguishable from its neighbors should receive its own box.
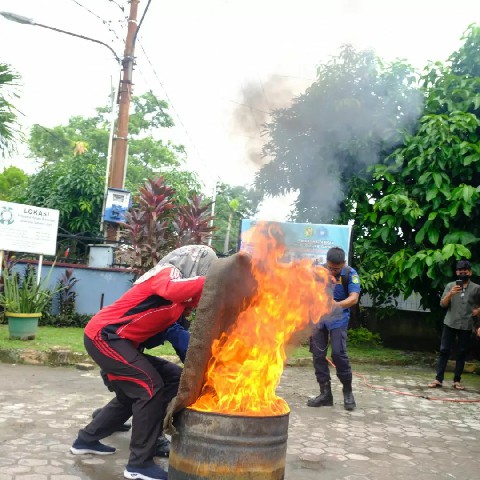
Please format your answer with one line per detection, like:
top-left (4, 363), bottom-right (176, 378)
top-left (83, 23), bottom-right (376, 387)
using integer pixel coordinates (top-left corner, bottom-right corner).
top-left (169, 408), bottom-right (289, 480)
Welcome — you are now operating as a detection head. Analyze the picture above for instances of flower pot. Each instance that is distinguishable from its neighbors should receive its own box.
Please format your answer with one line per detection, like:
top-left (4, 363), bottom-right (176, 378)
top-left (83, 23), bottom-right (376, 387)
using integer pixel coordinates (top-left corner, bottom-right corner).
top-left (6, 312), bottom-right (42, 340)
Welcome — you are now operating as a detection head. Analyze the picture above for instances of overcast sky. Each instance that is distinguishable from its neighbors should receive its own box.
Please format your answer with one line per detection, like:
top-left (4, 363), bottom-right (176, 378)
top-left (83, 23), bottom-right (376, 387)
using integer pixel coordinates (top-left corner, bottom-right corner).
top-left (1, 0), bottom-right (478, 219)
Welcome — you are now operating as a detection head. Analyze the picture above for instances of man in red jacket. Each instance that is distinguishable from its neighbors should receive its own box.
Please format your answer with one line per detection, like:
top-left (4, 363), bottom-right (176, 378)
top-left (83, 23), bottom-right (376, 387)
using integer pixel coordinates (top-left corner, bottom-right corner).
top-left (70, 245), bottom-right (217, 480)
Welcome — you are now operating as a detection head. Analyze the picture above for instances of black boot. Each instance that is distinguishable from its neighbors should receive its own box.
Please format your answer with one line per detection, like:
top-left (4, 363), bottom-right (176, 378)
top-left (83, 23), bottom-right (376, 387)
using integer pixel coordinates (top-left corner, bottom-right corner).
top-left (307, 381), bottom-right (333, 407)
top-left (342, 386), bottom-right (356, 411)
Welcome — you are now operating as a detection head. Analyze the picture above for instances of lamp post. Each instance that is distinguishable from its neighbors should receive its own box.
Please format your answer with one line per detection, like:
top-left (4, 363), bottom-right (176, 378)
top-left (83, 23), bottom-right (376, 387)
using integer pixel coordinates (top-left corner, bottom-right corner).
top-left (0, 12), bottom-right (120, 62)
top-left (1, 3), bottom-right (141, 241)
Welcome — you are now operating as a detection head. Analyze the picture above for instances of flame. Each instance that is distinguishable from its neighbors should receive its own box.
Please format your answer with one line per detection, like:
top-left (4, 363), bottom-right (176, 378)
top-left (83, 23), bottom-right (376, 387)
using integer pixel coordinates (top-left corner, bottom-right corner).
top-left (190, 222), bottom-right (333, 416)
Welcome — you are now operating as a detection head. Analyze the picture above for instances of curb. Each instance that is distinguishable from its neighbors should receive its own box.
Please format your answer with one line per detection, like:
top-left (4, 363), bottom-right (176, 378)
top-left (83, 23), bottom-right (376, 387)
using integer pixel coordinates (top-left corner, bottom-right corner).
top-left (0, 346), bottom-right (183, 368)
top-left (1, 347), bottom-right (479, 374)
top-left (0, 346), bottom-right (91, 367)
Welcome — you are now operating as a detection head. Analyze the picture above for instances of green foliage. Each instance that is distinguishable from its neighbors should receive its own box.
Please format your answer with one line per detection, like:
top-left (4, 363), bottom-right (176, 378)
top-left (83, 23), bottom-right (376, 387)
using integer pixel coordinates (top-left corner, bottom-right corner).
top-left (353, 24), bottom-right (480, 312)
top-left (0, 63), bottom-right (20, 155)
top-left (16, 151), bottom-right (105, 236)
top-left (450, 24), bottom-right (480, 77)
top-left (27, 92), bottom-right (188, 198)
top-left (0, 166), bottom-right (27, 201)
top-left (17, 91), bottom-right (204, 237)
top-left (39, 313), bottom-right (91, 328)
top-left (0, 265), bottom-right (65, 314)
top-left (210, 183), bottom-right (263, 254)
top-left (347, 327), bottom-right (382, 347)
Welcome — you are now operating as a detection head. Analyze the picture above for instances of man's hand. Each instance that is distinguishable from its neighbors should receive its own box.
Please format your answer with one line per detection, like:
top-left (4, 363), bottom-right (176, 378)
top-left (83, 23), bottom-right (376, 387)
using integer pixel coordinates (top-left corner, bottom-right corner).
top-left (450, 285), bottom-right (463, 296)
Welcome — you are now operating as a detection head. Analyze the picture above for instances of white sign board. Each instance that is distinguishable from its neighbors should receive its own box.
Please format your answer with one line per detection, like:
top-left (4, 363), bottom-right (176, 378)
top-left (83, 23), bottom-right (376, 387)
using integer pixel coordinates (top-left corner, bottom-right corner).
top-left (0, 201), bottom-right (60, 256)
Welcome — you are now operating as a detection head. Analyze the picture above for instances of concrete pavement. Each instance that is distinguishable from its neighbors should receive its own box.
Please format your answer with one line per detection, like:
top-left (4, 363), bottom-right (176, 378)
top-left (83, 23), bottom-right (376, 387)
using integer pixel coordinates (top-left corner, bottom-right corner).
top-left (1, 362), bottom-right (480, 480)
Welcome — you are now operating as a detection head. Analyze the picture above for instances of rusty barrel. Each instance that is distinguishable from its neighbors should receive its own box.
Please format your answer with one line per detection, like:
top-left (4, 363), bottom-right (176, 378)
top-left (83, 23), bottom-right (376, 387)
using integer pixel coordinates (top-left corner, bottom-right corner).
top-left (169, 408), bottom-right (289, 480)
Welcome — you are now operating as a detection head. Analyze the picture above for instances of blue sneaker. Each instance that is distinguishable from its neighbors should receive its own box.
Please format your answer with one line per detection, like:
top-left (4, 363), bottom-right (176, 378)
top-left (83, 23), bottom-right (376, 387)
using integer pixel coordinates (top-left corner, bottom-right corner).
top-left (124, 463), bottom-right (168, 480)
top-left (70, 438), bottom-right (116, 455)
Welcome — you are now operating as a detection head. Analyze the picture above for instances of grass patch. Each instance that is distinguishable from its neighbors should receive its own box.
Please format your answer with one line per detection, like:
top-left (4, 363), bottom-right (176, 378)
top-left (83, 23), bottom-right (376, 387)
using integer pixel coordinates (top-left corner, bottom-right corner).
top-left (0, 325), bottom-right (176, 356)
top-left (0, 325), bottom-right (432, 365)
top-left (287, 344), bottom-right (420, 364)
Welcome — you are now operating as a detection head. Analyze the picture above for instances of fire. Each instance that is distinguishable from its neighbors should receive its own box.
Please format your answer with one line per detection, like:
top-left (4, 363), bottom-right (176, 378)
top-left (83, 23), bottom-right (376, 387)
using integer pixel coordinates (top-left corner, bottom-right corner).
top-left (190, 222), bottom-right (333, 416)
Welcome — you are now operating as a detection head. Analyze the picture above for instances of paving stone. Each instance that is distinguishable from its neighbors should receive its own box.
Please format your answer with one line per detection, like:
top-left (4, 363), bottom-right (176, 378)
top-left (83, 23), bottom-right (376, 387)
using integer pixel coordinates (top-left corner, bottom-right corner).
top-left (2, 363), bottom-right (480, 480)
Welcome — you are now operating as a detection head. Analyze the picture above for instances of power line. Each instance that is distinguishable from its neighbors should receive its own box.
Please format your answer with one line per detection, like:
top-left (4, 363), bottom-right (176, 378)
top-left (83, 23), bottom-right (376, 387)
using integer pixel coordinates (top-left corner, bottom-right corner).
top-left (105, 0), bottom-right (126, 13)
top-left (133, 0), bottom-right (152, 45)
top-left (69, 0), bottom-right (126, 51)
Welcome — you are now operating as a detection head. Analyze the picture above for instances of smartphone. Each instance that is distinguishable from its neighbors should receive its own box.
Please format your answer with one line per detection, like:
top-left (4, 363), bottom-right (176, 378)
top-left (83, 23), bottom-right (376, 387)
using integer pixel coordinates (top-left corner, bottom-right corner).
top-left (456, 279), bottom-right (464, 287)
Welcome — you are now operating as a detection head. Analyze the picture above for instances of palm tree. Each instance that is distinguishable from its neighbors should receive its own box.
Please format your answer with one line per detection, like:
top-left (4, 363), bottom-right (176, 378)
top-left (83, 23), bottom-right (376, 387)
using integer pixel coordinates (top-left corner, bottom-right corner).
top-left (0, 63), bottom-right (20, 155)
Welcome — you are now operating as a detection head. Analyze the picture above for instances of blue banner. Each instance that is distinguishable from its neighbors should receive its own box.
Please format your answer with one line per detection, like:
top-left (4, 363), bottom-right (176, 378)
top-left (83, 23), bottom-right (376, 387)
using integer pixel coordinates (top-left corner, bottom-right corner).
top-left (240, 219), bottom-right (351, 264)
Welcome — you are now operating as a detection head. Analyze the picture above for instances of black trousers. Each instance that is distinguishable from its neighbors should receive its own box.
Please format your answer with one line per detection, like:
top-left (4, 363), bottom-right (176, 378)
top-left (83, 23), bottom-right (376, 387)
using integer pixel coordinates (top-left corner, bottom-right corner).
top-left (310, 323), bottom-right (352, 386)
top-left (78, 334), bottom-right (181, 466)
top-left (435, 324), bottom-right (472, 383)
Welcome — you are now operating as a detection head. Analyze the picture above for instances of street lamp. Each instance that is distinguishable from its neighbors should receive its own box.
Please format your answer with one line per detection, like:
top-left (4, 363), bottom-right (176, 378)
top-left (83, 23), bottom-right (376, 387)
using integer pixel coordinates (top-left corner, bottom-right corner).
top-left (0, 12), bottom-right (120, 62)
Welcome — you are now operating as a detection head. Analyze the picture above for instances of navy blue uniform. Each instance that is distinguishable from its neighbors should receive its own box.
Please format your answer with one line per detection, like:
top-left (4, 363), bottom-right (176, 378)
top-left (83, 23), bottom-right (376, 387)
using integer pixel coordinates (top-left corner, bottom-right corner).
top-left (310, 266), bottom-right (360, 385)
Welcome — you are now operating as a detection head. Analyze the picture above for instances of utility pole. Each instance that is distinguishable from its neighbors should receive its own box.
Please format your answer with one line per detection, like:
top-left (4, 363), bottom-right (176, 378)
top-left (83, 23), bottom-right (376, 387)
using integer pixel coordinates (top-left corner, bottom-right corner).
top-left (106, 0), bottom-right (140, 241)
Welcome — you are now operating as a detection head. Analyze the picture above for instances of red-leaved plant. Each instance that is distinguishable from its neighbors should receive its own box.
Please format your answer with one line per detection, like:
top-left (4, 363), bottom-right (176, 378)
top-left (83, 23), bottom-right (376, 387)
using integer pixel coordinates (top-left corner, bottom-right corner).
top-left (172, 193), bottom-right (216, 248)
top-left (121, 177), bottom-right (215, 273)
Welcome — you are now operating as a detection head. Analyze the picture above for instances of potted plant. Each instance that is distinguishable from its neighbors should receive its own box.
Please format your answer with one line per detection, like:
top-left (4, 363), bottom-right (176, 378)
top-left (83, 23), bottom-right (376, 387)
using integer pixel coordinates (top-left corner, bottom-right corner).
top-left (0, 264), bottom-right (63, 340)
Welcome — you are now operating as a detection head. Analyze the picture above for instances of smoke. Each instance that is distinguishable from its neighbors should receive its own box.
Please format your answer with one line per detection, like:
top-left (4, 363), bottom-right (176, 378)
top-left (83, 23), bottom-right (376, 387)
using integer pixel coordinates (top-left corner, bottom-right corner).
top-left (292, 71), bottom-right (423, 222)
top-left (231, 75), bottom-right (306, 168)
top-left (243, 49), bottom-right (424, 223)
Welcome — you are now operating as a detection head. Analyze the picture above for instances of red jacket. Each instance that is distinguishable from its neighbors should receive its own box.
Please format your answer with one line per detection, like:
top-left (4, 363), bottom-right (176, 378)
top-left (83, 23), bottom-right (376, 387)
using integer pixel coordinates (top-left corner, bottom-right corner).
top-left (84, 265), bottom-right (205, 346)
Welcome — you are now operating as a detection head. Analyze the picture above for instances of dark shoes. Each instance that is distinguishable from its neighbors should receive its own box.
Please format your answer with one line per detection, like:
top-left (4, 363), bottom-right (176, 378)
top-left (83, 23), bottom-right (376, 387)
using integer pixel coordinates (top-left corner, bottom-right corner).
top-left (92, 407), bottom-right (132, 432)
top-left (124, 463), bottom-right (168, 480)
top-left (307, 382), bottom-right (333, 407)
top-left (343, 390), bottom-right (356, 411)
top-left (307, 382), bottom-right (357, 411)
top-left (154, 435), bottom-right (171, 457)
top-left (70, 438), bottom-right (116, 455)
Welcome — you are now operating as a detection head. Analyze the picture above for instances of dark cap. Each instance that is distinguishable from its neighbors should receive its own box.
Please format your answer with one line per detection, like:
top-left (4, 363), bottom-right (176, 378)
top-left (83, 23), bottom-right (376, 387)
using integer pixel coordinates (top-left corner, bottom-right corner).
top-left (456, 260), bottom-right (472, 270)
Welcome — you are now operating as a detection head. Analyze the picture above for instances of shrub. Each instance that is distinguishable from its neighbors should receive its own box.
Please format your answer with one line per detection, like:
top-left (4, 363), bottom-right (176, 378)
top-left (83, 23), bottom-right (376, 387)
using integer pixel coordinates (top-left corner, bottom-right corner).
top-left (39, 313), bottom-right (91, 328)
top-left (120, 177), bottom-right (215, 273)
top-left (348, 327), bottom-right (382, 347)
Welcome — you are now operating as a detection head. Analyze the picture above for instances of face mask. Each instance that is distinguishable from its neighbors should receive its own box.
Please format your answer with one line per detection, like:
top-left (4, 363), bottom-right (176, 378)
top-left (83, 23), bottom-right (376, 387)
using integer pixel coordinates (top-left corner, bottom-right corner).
top-left (458, 274), bottom-right (470, 282)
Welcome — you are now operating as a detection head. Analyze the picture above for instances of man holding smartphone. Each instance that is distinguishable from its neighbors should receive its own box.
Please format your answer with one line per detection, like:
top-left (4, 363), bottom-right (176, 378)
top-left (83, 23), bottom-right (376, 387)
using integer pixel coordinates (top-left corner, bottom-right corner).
top-left (428, 259), bottom-right (480, 390)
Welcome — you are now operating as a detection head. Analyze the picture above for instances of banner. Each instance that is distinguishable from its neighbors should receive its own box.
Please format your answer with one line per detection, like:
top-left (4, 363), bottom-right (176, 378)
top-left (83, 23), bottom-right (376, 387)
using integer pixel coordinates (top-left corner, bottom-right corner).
top-left (240, 219), bottom-right (351, 264)
top-left (0, 201), bottom-right (60, 256)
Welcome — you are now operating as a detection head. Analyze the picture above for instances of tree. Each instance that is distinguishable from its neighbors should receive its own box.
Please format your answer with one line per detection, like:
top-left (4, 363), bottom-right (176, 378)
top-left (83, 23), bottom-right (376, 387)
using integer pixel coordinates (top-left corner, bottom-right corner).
top-left (27, 91), bottom-right (200, 196)
top-left (14, 146), bottom-right (105, 235)
top-left (0, 166), bottom-right (27, 201)
top-left (0, 63), bottom-right (20, 155)
top-left (13, 91), bottom-right (203, 237)
top-left (210, 183), bottom-right (263, 254)
top-left (255, 45), bottom-right (422, 223)
top-left (354, 25), bottom-right (480, 312)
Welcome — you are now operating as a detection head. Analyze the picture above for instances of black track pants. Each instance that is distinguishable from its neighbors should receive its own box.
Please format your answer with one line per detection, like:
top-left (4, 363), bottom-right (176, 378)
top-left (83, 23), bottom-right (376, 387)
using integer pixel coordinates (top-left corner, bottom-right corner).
top-left (78, 333), bottom-right (181, 466)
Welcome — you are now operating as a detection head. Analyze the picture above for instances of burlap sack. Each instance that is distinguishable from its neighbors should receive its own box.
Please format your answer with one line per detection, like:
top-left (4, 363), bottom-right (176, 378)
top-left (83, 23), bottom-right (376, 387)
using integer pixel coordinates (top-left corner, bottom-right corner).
top-left (164, 251), bottom-right (256, 433)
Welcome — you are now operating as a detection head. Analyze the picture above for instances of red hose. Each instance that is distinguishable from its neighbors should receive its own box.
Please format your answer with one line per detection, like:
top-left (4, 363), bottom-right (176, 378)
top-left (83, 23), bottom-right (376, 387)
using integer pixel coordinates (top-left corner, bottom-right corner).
top-left (326, 356), bottom-right (480, 404)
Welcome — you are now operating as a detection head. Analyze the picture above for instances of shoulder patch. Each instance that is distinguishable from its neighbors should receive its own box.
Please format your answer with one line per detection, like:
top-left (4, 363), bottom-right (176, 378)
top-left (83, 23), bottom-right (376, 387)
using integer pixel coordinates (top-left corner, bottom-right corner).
top-left (351, 274), bottom-right (360, 284)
